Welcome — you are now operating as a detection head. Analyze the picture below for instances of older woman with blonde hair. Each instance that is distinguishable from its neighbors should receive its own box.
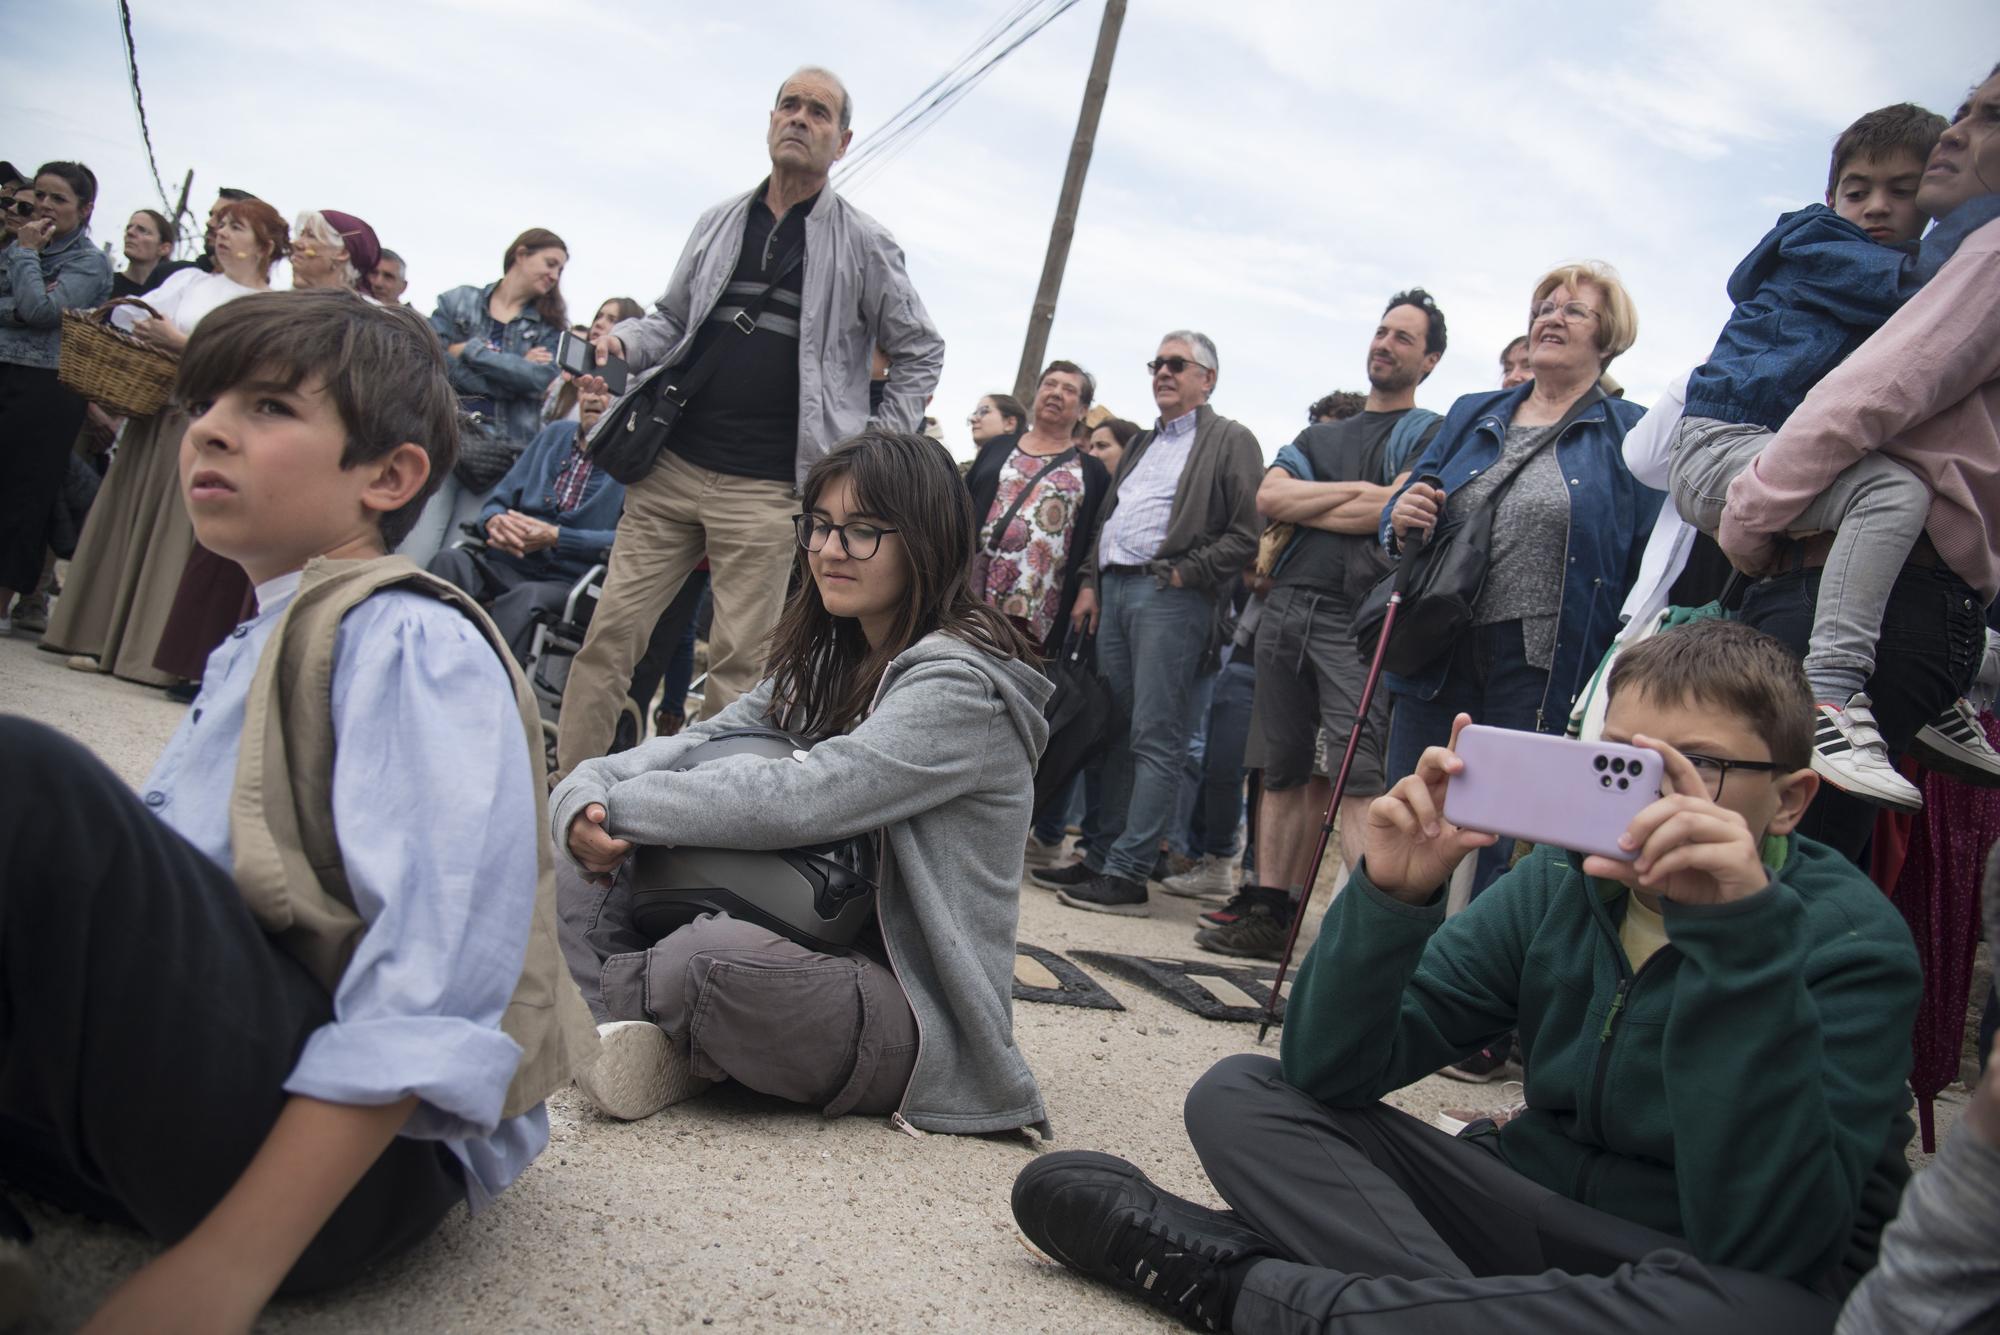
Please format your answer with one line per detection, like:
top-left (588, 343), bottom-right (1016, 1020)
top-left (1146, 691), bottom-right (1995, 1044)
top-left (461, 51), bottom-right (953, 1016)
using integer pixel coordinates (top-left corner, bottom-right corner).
top-left (1380, 260), bottom-right (1662, 890)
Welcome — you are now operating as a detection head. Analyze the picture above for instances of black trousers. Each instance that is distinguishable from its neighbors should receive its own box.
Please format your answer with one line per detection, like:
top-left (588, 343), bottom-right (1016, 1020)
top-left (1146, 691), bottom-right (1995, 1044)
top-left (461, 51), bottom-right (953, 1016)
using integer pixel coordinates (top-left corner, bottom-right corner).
top-left (1738, 561), bottom-right (1984, 861)
top-left (427, 546), bottom-right (572, 665)
top-left (0, 363), bottom-right (88, 594)
top-left (1184, 1055), bottom-right (1836, 1334)
top-left (0, 718), bottom-right (461, 1294)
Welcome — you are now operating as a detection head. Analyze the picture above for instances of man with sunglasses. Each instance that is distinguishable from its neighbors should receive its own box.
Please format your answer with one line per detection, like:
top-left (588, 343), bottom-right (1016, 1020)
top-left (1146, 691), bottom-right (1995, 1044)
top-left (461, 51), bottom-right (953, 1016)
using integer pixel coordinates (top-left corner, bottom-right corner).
top-left (1036, 330), bottom-right (1263, 916)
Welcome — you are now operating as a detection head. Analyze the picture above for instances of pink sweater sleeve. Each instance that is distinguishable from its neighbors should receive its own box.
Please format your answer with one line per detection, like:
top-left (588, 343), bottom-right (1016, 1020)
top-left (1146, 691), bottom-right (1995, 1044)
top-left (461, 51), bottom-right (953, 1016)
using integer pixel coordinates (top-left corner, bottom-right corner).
top-left (1719, 225), bottom-right (2000, 548)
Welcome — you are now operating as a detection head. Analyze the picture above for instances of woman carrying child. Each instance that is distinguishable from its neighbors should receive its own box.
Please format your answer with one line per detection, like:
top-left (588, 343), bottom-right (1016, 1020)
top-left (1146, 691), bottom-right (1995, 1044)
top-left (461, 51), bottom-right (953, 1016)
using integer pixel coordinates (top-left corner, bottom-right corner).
top-left (553, 430), bottom-right (1054, 1137)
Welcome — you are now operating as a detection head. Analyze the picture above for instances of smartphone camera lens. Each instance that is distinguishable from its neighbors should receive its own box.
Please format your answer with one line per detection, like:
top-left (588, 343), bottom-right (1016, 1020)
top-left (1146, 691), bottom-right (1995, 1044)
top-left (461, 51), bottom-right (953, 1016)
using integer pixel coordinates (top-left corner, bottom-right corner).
top-left (1593, 755), bottom-right (1608, 772)
top-left (1617, 777), bottom-right (1630, 790)
top-left (1628, 759), bottom-right (1642, 777)
top-left (1610, 757), bottom-right (1627, 775)
top-left (1600, 774), bottom-right (1613, 788)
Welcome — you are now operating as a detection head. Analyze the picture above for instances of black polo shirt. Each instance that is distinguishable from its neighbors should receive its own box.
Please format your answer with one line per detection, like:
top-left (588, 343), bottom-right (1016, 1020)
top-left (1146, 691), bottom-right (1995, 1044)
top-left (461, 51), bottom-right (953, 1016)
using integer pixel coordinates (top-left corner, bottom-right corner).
top-left (666, 186), bottom-right (816, 483)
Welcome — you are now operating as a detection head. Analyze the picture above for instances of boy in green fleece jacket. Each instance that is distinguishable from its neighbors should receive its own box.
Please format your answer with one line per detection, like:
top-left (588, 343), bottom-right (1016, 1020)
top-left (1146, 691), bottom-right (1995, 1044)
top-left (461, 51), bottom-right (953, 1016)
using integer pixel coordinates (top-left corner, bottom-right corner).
top-left (1012, 619), bottom-right (1921, 1333)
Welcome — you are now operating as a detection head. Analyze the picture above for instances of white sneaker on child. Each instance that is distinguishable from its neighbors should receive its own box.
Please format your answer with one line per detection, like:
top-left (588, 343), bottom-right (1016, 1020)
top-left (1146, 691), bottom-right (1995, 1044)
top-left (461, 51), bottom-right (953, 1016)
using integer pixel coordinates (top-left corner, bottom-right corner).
top-left (574, 1020), bottom-right (710, 1121)
top-left (1811, 694), bottom-right (1923, 811)
top-left (1911, 698), bottom-right (2000, 788)
top-left (1159, 854), bottom-right (1238, 900)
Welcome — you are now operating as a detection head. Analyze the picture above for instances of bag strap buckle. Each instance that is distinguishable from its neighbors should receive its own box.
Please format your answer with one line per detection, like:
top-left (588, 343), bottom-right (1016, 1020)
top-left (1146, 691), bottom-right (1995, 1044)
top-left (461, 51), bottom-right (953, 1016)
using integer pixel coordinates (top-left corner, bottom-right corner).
top-left (732, 311), bottom-right (756, 335)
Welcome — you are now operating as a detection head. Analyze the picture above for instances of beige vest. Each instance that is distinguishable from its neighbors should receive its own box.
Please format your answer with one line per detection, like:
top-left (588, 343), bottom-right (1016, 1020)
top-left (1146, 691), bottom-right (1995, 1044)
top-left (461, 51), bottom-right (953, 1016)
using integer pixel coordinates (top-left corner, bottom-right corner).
top-left (229, 555), bottom-right (599, 1118)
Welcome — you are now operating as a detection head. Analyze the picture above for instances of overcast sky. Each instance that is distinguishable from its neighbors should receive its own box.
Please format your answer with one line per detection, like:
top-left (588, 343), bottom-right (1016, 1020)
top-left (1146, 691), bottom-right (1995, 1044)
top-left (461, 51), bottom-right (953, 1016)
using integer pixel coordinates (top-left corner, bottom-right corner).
top-left (8, 1), bottom-right (1996, 459)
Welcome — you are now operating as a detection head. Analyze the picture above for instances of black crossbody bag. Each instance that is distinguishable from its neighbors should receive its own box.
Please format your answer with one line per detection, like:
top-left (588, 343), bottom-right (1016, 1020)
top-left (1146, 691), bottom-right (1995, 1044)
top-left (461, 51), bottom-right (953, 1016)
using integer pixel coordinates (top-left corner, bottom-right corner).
top-left (586, 240), bottom-right (806, 485)
top-left (984, 447), bottom-right (1078, 549)
top-left (1352, 388), bottom-right (1604, 677)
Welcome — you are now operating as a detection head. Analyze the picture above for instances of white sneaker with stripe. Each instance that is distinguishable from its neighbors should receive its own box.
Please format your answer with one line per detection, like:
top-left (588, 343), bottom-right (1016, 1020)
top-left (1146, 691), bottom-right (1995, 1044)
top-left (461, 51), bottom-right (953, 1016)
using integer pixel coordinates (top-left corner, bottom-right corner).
top-left (1811, 694), bottom-right (1922, 811)
top-left (1910, 698), bottom-right (2000, 788)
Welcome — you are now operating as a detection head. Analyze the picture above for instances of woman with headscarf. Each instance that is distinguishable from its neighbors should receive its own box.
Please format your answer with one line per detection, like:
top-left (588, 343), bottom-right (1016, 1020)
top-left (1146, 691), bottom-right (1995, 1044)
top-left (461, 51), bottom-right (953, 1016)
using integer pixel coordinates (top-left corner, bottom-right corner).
top-left (42, 198), bottom-right (288, 685)
top-left (288, 208), bottom-right (381, 297)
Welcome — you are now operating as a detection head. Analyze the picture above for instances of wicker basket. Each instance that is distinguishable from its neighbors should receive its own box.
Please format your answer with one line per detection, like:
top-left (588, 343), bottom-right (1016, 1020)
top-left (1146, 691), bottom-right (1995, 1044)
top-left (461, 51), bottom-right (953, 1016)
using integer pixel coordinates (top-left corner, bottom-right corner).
top-left (58, 297), bottom-right (179, 418)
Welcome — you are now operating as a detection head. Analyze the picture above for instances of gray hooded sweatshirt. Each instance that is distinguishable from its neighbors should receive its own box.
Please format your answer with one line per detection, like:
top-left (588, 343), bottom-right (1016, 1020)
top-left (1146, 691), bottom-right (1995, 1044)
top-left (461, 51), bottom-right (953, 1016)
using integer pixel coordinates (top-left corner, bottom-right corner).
top-left (550, 631), bottom-right (1053, 1136)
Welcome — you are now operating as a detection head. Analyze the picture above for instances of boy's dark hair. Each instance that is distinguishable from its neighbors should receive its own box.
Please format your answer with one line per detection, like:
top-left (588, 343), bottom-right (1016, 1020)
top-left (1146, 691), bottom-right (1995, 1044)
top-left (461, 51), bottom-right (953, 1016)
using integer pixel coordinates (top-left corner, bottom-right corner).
top-left (1606, 620), bottom-right (1814, 771)
top-left (1826, 103), bottom-right (1948, 196)
top-left (33, 160), bottom-right (97, 207)
top-left (176, 290), bottom-right (460, 549)
top-left (1040, 359), bottom-right (1096, 409)
top-left (1307, 390), bottom-right (1366, 423)
top-left (1384, 287), bottom-right (1447, 359)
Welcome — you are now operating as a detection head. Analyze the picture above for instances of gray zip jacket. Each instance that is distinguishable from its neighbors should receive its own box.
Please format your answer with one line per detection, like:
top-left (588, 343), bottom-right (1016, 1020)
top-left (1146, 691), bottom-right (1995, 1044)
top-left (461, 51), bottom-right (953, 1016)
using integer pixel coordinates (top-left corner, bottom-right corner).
top-left (550, 631), bottom-right (1053, 1136)
top-left (600, 180), bottom-right (944, 493)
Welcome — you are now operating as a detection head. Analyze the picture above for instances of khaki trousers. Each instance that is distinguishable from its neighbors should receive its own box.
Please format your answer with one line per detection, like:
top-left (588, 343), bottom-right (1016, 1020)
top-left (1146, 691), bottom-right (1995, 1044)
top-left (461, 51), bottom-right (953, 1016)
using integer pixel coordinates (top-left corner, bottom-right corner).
top-left (555, 450), bottom-right (797, 776)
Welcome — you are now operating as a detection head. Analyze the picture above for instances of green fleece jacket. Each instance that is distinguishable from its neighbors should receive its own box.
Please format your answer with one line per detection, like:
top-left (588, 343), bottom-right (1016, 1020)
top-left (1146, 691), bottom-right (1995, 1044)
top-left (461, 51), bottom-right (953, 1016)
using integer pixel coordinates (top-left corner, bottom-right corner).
top-left (1282, 837), bottom-right (1920, 1295)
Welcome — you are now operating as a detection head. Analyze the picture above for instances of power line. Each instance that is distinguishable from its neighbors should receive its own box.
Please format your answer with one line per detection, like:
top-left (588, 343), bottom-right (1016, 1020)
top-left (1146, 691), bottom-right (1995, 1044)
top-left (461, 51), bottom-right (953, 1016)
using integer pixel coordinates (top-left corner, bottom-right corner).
top-left (836, 0), bottom-right (1084, 196)
top-left (117, 0), bottom-right (174, 216)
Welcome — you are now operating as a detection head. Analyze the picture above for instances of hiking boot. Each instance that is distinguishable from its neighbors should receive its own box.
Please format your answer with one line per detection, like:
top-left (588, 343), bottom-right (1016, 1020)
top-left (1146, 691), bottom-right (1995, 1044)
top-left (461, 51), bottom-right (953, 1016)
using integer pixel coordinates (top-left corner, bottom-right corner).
top-left (1439, 1038), bottom-right (1522, 1084)
top-left (1024, 833), bottom-right (1066, 869)
top-left (1199, 888), bottom-right (1252, 927)
top-left (1194, 901), bottom-right (1289, 962)
top-left (1160, 854), bottom-right (1238, 900)
top-left (1012, 1151), bottom-right (1268, 1332)
top-left (0, 1196), bottom-right (35, 1330)
top-left (574, 1020), bottom-right (710, 1120)
top-left (1811, 694), bottom-right (1922, 810)
top-left (1031, 859), bottom-right (1098, 890)
top-left (1057, 873), bottom-right (1151, 917)
top-left (1911, 698), bottom-right (2000, 788)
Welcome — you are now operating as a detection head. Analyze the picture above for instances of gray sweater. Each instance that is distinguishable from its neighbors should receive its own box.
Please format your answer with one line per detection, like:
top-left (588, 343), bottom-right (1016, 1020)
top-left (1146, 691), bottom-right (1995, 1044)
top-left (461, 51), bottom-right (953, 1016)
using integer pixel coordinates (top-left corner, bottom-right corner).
top-left (551, 631), bottom-right (1053, 1136)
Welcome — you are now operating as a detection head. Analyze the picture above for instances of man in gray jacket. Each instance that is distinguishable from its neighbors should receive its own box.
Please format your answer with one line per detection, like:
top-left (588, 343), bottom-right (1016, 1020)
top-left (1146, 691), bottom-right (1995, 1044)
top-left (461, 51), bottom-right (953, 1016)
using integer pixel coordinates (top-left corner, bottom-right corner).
top-left (1034, 331), bottom-right (1264, 915)
top-left (556, 66), bottom-right (944, 775)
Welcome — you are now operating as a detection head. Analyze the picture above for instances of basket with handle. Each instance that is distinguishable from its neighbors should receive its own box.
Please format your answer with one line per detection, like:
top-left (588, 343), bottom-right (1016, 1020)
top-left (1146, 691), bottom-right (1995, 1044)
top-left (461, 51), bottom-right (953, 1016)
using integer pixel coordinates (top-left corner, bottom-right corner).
top-left (57, 297), bottom-right (179, 418)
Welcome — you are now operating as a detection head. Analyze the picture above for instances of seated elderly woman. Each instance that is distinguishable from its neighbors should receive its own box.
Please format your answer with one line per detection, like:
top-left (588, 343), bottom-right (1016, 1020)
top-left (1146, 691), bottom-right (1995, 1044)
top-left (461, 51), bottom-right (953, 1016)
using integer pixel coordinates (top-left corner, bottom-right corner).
top-left (1380, 261), bottom-right (1663, 894)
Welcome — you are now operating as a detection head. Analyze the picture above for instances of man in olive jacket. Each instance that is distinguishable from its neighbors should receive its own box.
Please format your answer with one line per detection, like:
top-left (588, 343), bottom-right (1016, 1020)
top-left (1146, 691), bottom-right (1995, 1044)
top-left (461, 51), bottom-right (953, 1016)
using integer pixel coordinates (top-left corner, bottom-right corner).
top-left (1033, 329), bottom-right (1263, 916)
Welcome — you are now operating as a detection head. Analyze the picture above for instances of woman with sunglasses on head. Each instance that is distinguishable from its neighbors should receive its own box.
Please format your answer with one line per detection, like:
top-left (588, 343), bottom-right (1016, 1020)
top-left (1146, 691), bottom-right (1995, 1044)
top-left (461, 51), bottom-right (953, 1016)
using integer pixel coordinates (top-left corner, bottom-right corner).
top-left (0, 161), bottom-right (113, 634)
top-left (1382, 262), bottom-right (1662, 897)
top-left (552, 430), bottom-right (1053, 1137)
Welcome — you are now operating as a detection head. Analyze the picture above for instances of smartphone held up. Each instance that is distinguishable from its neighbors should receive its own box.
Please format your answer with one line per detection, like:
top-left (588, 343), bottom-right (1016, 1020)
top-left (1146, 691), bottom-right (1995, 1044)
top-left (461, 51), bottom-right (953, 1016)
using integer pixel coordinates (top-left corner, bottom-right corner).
top-left (1441, 727), bottom-right (1662, 862)
top-left (557, 329), bottom-right (628, 395)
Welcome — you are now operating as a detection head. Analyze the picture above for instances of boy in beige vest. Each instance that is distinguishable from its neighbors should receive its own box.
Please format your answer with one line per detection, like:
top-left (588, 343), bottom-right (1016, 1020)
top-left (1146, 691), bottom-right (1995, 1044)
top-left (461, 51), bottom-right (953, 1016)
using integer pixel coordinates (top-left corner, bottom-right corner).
top-left (0, 290), bottom-right (595, 1331)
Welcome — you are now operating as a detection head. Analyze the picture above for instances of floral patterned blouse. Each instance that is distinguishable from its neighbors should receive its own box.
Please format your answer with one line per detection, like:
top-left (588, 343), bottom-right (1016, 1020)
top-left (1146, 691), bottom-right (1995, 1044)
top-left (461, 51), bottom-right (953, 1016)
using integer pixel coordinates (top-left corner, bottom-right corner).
top-left (973, 446), bottom-right (1087, 642)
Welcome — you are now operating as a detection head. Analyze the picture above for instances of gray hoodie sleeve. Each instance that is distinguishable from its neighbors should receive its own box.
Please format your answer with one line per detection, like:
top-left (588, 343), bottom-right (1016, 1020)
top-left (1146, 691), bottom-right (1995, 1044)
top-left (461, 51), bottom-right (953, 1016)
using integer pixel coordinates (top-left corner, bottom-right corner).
top-left (548, 679), bottom-right (777, 873)
top-left (1836, 1120), bottom-right (2000, 1335)
top-left (599, 660), bottom-right (1001, 850)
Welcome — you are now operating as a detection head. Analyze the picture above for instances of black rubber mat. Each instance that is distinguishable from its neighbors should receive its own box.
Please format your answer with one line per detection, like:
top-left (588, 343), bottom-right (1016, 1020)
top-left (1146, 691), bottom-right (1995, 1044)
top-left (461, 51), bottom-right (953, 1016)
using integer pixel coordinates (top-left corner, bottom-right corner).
top-left (1011, 942), bottom-right (1125, 1010)
top-left (1069, 950), bottom-right (1287, 1024)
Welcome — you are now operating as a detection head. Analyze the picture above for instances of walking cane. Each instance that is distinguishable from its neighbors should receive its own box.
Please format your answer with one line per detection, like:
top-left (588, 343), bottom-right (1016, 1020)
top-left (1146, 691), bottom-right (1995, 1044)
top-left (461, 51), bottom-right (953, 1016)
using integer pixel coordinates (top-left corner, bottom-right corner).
top-left (1255, 524), bottom-right (1427, 1044)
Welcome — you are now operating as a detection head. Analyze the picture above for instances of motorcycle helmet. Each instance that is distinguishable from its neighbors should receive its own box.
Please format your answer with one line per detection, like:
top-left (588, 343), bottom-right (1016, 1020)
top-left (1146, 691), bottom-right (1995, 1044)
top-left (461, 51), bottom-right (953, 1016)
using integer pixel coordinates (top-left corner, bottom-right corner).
top-left (627, 727), bottom-right (878, 950)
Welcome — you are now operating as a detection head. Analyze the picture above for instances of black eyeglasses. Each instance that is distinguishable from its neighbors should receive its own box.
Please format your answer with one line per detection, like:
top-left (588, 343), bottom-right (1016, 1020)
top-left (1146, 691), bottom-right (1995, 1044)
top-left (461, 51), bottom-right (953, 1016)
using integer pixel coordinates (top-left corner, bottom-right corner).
top-left (793, 514), bottom-right (898, 560)
top-left (1678, 752), bottom-right (1785, 799)
top-left (1146, 356), bottom-right (1207, 376)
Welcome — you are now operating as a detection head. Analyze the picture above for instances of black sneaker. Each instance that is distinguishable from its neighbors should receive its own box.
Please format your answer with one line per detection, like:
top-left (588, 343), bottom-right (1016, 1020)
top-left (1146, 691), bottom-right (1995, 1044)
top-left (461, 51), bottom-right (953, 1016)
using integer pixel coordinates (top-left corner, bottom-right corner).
top-left (1030, 860), bottom-right (1099, 890)
top-left (1439, 1037), bottom-right (1522, 1084)
top-left (1199, 888), bottom-right (1253, 927)
top-left (1013, 1151), bottom-right (1267, 1331)
top-left (0, 1196), bottom-right (35, 1329)
top-left (1057, 873), bottom-right (1151, 917)
top-left (1193, 903), bottom-right (1289, 961)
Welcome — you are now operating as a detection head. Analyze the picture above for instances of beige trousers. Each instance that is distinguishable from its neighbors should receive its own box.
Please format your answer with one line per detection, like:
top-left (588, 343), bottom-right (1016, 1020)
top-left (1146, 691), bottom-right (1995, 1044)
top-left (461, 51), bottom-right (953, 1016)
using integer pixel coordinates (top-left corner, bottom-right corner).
top-left (555, 450), bottom-right (797, 776)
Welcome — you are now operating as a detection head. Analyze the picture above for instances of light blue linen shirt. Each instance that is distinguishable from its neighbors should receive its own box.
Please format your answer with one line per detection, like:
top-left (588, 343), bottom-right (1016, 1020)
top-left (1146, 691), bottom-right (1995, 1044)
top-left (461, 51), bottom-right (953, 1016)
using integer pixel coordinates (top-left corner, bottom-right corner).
top-left (139, 569), bottom-right (547, 1208)
top-left (1097, 407), bottom-right (1199, 567)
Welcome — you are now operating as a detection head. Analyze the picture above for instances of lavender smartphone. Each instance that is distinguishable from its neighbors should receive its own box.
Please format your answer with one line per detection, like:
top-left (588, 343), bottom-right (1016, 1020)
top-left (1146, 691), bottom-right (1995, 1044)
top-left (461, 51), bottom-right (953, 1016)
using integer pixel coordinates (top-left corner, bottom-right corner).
top-left (1442, 726), bottom-right (1663, 862)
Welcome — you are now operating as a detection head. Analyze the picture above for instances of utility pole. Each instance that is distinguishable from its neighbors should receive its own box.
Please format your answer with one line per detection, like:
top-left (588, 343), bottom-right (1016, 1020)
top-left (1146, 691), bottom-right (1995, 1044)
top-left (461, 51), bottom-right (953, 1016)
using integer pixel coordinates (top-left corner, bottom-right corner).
top-left (1012, 0), bottom-right (1125, 404)
top-left (170, 168), bottom-right (194, 258)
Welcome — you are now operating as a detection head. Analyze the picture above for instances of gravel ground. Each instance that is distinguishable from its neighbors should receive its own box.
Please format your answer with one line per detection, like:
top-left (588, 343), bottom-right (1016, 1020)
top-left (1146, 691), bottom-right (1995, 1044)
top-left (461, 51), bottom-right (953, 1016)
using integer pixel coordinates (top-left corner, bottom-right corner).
top-left (0, 629), bottom-right (1966, 1332)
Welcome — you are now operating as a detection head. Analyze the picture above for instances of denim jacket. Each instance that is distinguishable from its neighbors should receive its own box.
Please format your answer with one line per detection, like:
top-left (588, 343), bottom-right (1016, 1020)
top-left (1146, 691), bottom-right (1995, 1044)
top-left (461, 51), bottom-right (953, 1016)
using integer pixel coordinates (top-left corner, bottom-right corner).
top-left (1378, 384), bottom-right (1662, 725)
top-left (0, 227), bottom-right (114, 369)
top-left (1684, 206), bottom-right (1910, 432)
top-left (430, 282), bottom-right (561, 446)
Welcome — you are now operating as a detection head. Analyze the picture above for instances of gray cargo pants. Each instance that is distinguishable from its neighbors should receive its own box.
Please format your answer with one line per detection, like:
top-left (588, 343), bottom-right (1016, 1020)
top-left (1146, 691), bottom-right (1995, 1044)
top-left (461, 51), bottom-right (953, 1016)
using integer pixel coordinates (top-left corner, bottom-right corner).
top-left (1668, 414), bottom-right (1929, 703)
top-left (1186, 1055), bottom-right (1838, 1334)
top-left (557, 864), bottom-right (918, 1117)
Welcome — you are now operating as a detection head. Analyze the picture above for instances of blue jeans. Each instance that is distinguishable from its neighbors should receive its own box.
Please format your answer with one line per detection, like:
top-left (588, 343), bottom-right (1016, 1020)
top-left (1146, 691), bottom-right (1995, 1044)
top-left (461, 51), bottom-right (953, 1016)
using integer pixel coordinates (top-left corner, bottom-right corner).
top-left (1092, 572), bottom-right (1215, 883)
top-left (1385, 620), bottom-right (1550, 894)
top-left (1180, 657), bottom-right (1254, 858)
top-left (1172, 670), bottom-right (1219, 857)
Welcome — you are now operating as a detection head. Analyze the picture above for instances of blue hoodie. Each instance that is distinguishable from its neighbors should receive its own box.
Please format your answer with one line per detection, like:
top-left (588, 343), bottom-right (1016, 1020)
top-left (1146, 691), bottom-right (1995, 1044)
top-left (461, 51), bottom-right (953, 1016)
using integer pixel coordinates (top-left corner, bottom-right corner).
top-left (1684, 205), bottom-right (1913, 432)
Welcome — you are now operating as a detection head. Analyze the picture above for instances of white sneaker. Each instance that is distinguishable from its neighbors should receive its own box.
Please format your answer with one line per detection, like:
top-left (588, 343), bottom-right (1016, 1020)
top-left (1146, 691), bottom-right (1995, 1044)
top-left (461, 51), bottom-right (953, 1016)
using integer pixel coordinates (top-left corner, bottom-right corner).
top-left (1024, 834), bottom-right (1065, 869)
top-left (1811, 694), bottom-right (1922, 811)
top-left (1910, 698), bottom-right (2000, 788)
top-left (1159, 854), bottom-right (1238, 900)
top-left (574, 1020), bottom-right (709, 1120)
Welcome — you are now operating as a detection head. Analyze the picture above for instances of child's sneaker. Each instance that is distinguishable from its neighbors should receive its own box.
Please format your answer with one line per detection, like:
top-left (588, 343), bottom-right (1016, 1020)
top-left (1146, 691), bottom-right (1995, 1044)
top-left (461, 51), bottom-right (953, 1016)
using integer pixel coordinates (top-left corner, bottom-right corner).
top-left (1910, 698), bottom-right (2000, 788)
top-left (1811, 694), bottom-right (1922, 810)
top-left (1159, 854), bottom-right (1237, 899)
top-left (574, 1020), bottom-right (709, 1120)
